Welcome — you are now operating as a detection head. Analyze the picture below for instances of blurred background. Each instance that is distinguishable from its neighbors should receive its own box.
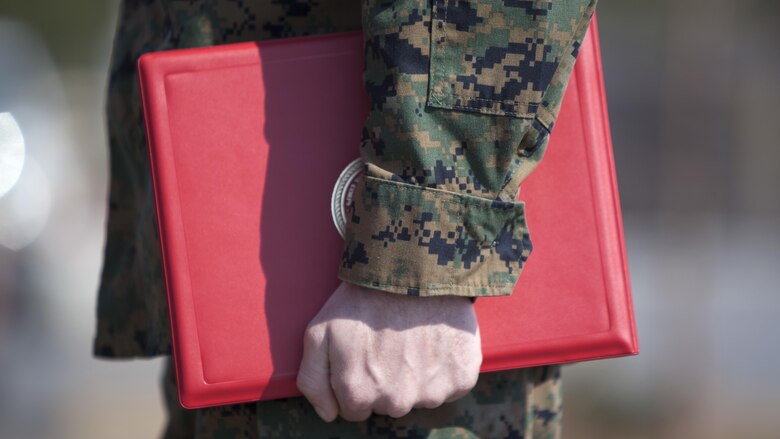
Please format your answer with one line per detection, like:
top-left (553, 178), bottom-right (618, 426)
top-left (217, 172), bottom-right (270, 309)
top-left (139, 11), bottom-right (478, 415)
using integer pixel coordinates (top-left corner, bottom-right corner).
top-left (0, 1), bottom-right (778, 438)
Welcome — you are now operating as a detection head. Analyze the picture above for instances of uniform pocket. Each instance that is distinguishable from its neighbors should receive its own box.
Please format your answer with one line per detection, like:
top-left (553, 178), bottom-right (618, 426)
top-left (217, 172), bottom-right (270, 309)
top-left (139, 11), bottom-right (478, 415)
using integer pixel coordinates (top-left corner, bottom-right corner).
top-left (427, 0), bottom-right (583, 119)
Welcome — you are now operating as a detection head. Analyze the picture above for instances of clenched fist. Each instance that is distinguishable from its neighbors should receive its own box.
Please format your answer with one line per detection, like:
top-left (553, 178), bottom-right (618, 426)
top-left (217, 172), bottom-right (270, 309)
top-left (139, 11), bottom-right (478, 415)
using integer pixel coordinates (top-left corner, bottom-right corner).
top-left (296, 281), bottom-right (482, 422)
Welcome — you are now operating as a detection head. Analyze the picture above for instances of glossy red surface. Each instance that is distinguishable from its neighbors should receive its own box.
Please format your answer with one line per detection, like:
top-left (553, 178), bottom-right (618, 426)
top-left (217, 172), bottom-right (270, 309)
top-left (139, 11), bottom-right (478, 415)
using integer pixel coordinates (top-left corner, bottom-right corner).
top-left (138, 18), bottom-right (638, 409)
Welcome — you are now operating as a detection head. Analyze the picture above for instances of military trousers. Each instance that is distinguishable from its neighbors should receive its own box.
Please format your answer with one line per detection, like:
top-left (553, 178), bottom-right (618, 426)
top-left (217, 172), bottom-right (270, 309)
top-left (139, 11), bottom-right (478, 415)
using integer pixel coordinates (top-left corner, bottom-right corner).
top-left (161, 357), bottom-right (564, 439)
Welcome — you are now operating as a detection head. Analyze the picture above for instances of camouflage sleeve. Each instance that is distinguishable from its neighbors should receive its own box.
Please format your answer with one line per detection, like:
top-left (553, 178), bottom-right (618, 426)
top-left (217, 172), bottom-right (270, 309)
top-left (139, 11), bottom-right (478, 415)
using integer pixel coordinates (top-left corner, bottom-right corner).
top-left (338, 0), bottom-right (598, 297)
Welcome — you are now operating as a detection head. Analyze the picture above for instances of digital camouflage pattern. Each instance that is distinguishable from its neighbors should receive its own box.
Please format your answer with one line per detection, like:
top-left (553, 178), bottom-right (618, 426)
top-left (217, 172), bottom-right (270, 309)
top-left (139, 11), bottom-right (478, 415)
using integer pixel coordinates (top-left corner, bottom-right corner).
top-left (94, 0), bottom-right (362, 357)
top-left (162, 357), bottom-right (564, 439)
top-left (94, 0), bottom-right (595, 437)
top-left (338, 0), bottom-right (597, 296)
top-left (340, 162), bottom-right (533, 296)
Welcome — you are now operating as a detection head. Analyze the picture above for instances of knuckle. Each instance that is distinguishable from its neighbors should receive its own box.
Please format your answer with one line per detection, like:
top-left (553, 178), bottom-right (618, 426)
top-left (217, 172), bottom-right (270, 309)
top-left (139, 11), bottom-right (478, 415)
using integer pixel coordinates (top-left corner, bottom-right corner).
top-left (453, 360), bottom-right (480, 387)
top-left (335, 380), bottom-right (374, 414)
top-left (385, 395), bottom-right (414, 418)
top-left (459, 374), bottom-right (479, 393)
top-left (387, 403), bottom-right (413, 418)
top-left (448, 372), bottom-right (478, 397)
top-left (415, 384), bottom-right (448, 409)
top-left (416, 395), bottom-right (445, 409)
top-left (466, 368), bottom-right (480, 387)
top-left (445, 375), bottom-right (477, 403)
top-left (336, 385), bottom-right (375, 422)
top-left (445, 380), bottom-right (472, 402)
top-left (303, 324), bottom-right (325, 346)
top-left (345, 391), bottom-right (373, 412)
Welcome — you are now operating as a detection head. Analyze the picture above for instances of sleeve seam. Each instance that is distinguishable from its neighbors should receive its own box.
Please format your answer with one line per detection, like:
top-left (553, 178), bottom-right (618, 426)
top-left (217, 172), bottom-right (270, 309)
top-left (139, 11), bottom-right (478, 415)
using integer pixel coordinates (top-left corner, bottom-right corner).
top-left (363, 173), bottom-right (526, 211)
top-left (361, 279), bottom-right (515, 290)
top-left (338, 274), bottom-right (516, 293)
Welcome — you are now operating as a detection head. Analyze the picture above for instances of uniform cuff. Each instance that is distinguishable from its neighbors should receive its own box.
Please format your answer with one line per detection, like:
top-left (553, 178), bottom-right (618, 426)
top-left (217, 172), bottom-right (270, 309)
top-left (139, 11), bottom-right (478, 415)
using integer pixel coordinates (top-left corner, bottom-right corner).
top-left (337, 163), bottom-right (533, 297)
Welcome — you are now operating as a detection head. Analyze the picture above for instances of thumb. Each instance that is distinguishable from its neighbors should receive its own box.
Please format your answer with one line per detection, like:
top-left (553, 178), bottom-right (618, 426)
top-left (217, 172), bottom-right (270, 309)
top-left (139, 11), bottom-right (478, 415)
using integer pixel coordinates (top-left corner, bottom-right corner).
top-left (296, 324), bottom-right (339, 422)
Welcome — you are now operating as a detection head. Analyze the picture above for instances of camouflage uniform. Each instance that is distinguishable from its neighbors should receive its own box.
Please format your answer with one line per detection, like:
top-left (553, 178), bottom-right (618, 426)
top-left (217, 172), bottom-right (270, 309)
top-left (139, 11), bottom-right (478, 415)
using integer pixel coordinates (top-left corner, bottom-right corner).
top-left (94, 0), bottom-right (597, 437)
top-left (162, 356), bottom-right (564, 438)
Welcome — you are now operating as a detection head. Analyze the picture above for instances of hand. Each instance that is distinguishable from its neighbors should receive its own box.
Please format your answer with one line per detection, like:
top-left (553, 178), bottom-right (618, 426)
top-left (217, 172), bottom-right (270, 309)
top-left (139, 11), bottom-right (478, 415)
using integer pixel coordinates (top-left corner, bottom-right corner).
top-left (296, 281), bottom-right (482, 422)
